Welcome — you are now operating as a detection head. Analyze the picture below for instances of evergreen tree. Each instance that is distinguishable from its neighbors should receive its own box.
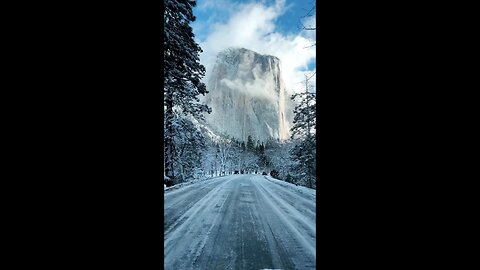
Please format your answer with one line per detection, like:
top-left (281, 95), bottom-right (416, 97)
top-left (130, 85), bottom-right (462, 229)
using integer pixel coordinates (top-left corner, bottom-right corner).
top-left (290, 74), bottom-right (316, 188)
top-left (265, 140), bottom-right (295, 180)
top-left (257, 142), bottom-right (268, 171)
top-left (246, 135), bottom-right (255, 152)
top-left (202, 136), bottom-right (218, 177)
top-left (259, 142), bottom-right (264, 153)
top-left (172, 116), bottom-right (205, 181)
top-left (164, 0), bottom-right (211, 181)
top-left (264, 138), bottom-right (274, 150)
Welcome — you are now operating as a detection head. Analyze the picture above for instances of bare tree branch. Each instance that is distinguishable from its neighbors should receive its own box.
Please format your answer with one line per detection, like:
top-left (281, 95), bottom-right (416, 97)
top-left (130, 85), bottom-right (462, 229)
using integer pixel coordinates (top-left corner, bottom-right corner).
top-left (303, 43), bottom-right (316, 49)
top-left (300, 4), bottom-right (316, 18)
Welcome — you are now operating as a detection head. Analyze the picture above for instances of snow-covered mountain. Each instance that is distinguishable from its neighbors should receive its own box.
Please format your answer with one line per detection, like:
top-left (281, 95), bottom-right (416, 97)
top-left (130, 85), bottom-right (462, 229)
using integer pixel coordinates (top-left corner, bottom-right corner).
top-left (204, 47), bottom-right (294, 143)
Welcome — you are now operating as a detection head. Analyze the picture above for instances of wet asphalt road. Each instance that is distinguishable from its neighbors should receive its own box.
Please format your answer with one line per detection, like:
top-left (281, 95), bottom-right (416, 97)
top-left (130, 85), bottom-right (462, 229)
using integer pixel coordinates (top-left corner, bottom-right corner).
top-left (164, 174), bottom-right (316, 270)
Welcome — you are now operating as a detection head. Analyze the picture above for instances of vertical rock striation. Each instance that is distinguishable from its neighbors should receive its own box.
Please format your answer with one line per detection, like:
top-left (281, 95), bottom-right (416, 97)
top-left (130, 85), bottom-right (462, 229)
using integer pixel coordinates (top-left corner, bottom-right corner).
top-left (204, 47), bottom-right (294, 143)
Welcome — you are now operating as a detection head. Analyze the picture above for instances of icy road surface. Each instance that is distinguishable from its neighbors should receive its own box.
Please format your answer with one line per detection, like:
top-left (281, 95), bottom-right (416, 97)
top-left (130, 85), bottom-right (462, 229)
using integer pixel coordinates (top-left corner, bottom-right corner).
top-left (164, 175), bottom-right (316, 270)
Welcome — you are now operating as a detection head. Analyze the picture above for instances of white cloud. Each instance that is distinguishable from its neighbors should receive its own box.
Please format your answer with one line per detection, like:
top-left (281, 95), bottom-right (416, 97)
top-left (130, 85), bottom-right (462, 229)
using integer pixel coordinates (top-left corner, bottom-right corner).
top-left (195, 0), bottom-right (316, 94)
top-left (219, 60), bottom-right (279, 101)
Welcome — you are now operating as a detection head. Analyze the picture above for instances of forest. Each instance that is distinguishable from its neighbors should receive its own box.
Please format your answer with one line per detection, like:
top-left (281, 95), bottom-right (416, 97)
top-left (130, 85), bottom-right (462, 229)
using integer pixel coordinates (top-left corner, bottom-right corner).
top-left (164, 0), bottom-right (316, 189)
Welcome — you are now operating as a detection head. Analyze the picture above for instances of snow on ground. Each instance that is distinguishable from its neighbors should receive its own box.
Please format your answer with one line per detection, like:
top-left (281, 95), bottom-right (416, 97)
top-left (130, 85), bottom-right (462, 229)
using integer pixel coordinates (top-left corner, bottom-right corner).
top-left (164, 174), bottom-right (316, 270)
top-left (164, 174), bottom-right (231, 192)
top-left (264, 175), bottom-right (316, 193)
top-left (263, 176), bottom-right (316, 201)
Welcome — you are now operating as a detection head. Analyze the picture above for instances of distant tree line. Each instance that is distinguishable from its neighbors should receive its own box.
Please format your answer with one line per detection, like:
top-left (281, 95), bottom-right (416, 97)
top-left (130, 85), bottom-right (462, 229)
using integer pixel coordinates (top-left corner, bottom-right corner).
top-left (163, 0), bottom-right (316, 189)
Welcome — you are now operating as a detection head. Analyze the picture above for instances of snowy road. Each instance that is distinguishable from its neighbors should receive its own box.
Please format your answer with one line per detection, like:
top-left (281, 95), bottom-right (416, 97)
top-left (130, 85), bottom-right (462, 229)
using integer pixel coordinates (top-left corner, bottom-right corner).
top-left (164, 174), bottom-right (316, 270)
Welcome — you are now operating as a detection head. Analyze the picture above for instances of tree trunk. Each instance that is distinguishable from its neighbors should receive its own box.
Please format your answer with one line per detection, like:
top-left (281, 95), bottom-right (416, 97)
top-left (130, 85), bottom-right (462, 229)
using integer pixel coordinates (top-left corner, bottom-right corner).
top-left (179, 161), bottom-right (185, 183)
top-left (164, 92), bottom-right (175, 181)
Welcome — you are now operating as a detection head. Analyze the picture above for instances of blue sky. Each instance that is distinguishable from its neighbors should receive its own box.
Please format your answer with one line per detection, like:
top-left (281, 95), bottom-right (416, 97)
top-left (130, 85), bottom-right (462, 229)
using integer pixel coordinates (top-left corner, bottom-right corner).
top-left (193, 0), bottom-right (314, 40)
top-left (191, 0), bottom-right (316, 93)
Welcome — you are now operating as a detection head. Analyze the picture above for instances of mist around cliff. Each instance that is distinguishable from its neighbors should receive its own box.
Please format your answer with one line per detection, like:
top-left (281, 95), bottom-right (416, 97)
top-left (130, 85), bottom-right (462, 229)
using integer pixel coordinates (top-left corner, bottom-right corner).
top-left (165, 0), bottom-right (316, 190)
top-left (209, 47), bottom-right (295, 106)
top-left (219, 62), bottom-right (278, 102)
top-left (192, 0), bottom-right (316, 95)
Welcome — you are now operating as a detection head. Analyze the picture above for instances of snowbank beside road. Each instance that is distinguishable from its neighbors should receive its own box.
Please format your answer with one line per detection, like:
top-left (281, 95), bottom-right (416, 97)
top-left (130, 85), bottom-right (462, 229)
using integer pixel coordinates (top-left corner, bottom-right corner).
top-left (164, 175), bottom-right (231, 193)
top-left (263, 176), bottom-right (316, 199)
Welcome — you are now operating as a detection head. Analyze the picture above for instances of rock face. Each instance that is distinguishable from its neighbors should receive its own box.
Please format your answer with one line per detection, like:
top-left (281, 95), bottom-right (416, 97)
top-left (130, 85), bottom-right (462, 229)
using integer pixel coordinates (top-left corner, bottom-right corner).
top-left (204, 47), bottom-right (294, 143)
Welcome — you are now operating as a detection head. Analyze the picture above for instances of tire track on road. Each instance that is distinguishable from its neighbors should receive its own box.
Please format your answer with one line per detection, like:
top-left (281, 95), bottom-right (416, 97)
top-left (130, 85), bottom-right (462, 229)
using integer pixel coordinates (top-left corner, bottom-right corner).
top-left (164, 176), bottom-right (238, 269)
top-left (253, 176), bottom-right (316, 266)
top-left (164, 175), bottom-right (316, 270)
top-left (256, 178), bottom-right (316, 235)
top-left (262, 177), bottom-right (316, 218)
top-left (164, 176), bottom-right (237, 240)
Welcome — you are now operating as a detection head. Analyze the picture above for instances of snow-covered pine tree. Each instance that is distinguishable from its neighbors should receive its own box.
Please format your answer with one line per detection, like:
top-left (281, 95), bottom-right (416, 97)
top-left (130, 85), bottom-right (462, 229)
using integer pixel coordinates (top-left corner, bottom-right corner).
top-left (172, 116), bottom-right (205, 182)
top-left (290, 73), bottom-right (316, 188)
top-left (216, 137), bottom-right (233, 175)
top-left (264, 139), bottom-right (295, 180)
top-left (201, 137), bottom-right (217, 178)
top-left (164, 0), bottom-right (211, 182)
top-left (246, 135), bottom-right (255, 152)
top-left (257, 142), bottom-right (268, 171)
top-left (229, 145), bottom-right (240, 174)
